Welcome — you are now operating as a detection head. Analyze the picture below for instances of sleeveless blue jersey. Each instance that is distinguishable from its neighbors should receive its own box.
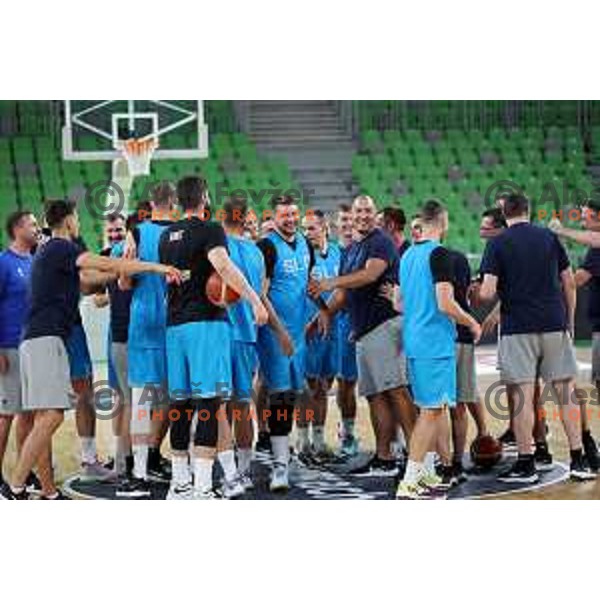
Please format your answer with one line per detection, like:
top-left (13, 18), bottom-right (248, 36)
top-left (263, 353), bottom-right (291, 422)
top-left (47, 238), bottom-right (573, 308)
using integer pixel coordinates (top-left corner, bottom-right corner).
top-left (266, 231), bottom-right (311, 341)
top-left (128, 221), bottom-right (170, 350)
top-left (305, 242), bottom-right (341, 323)
top-left (226, 235), bottom-right (265, 344)
top-left (400, 240), bottom-right (456, 358)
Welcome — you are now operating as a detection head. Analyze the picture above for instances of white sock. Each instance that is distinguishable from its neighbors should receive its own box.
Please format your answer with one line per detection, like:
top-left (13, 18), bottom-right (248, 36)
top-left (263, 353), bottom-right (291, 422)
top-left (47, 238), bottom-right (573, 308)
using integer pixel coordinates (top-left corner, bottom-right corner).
top-left (172, 454), bottom-right (190, 486)
top-left (403, 460), bottom-right (423, 485)
top-left (237, 448), bottom-right (252, 474)
top-left (193, 457), bottom-right (214, 492)
top-left (218, 450), bottom-right (238, 483)
top-left (396, 427), bottom-right (406, 451)
top-left (297, 426), bottom-right (310, 450)
top-left (271, 435), bottom-right (290, 468)
top-left (423, 452), bottom-right (437, 476)
top-left (80, 437), bottom-right (96, 464)
top-left (313, 426), bottom-right (325, 451)
top-left (132, 444), bottom-right (148, 480)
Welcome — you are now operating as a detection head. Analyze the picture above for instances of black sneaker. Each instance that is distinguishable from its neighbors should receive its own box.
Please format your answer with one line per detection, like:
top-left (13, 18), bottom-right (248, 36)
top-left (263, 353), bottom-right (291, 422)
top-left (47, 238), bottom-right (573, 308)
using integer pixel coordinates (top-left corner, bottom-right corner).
top-left (0, 481), bottom-right (29, 500)
top-left (534, 444), bottom-right (553, 472)
top-left (255, 431), bottom-right (272, 454)
top-left (115, 477), bottom-right (152, 499)
top-left (40, 490), bottom-right (70, 500)
top-left (570, 455), bottom-right (597, 481)
top-left (499, 429), bottom-right (517, 449)
top-left (451, 462), bottom-right (469, 484)
top-left (582, 430), bottom-right (600, 472)
top-left (148, 449), bottom-right (171, 481)
top-left (439, 465), bottom-right (459, 489)
top-left (25, 472), bottom-right (42, 495)
top-left (498, 459), bottom-right (539, 483)
top-left (349, 456), bottom-right (398, 477)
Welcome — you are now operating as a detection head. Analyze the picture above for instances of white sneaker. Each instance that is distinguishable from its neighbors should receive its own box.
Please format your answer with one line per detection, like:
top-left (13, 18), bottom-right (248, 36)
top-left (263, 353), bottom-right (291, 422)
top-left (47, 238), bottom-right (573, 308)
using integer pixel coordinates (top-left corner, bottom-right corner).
top-left (166, 482), bottom-right (193, 500)
top-left (270, 464), bottom-right (289, 492)
top-left (222, 477), bottom-right (245, 499)
top-left (192, 488), bottom-right (219, 500)
top-left (239, 472), bottom-right (254, 492)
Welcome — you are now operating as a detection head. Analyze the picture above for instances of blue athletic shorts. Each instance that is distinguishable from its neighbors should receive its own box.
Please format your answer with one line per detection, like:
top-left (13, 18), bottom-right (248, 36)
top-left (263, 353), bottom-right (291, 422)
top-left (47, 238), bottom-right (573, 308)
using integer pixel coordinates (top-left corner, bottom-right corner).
top-left (232, 341), bottom-right (258, 403)
top-left (407, 357), bottom-right (456, 409)
top-left (166, 321), bottom-right (232, 400)
top-left (306, 335), bottom-right (337, 380)
top-left (65, 323), bottom-right (93, 381)
top-left (128, 345), bottom-right (167, 388)
top-left (257, 327), bottom-right (306, 394)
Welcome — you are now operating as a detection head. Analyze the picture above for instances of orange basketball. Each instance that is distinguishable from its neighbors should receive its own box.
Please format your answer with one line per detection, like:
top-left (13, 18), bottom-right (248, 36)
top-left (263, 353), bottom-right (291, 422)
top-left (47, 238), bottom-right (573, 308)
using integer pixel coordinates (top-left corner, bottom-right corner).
top-left (205, 271), bottom-right (241, 307)
top-left (470, 435), bottom-right (503, 469)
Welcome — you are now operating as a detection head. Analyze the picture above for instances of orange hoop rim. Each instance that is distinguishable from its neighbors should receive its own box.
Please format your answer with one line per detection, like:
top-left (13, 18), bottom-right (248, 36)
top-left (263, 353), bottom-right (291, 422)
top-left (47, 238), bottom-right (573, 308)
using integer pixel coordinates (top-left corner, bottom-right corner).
top-left (118, 138), bottom-right (158, 156)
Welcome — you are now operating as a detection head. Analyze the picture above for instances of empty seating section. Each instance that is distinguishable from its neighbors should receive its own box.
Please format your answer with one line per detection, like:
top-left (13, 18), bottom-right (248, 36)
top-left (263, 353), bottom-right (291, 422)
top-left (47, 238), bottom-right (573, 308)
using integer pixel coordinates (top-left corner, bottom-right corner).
top-left (353, 127), bottom-right (592, 255)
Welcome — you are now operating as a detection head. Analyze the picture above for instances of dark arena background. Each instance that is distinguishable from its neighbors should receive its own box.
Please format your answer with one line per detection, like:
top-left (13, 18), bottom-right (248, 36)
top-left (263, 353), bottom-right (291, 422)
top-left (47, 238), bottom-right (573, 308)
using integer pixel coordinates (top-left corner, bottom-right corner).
top-left (2, 100), bottom-right (600, 500)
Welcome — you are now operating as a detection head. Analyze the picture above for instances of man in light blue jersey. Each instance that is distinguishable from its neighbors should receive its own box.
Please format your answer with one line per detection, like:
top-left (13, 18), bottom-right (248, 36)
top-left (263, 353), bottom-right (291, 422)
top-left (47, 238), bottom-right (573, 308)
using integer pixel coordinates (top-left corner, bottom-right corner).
top-left (222, 195), bottom-right (292, 492)
top-left (256, 195), bottom-right (319, 491)
top-left (300, 210), bottom-right (340, 462)
top-left (333, 204), bottom-right (359, 457)
top-left (116, 182), bottom-right (176, 498)
top-left (396, 200), bottom-right (481, 500)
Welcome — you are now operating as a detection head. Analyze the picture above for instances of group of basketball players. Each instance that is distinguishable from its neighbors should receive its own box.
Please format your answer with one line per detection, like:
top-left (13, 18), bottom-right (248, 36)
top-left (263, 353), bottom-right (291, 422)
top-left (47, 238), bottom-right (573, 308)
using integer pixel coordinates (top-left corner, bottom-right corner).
top-left (1, 175), bottom-right (600, 499)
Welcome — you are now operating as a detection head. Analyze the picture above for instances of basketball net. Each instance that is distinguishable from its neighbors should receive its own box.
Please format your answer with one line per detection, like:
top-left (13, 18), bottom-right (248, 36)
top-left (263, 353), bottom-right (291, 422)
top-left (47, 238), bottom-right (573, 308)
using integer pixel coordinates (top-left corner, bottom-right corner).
top-left (116, 138), bottom-right (158, 177)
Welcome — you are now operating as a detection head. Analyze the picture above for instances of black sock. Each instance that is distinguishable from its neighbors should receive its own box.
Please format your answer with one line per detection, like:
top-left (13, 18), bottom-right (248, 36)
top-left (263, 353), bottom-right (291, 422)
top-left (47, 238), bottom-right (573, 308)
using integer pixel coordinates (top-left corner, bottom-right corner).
top-left (570, 448), bottom-right (583, 463)
top-left (517, 453), bottom-right (534, 467)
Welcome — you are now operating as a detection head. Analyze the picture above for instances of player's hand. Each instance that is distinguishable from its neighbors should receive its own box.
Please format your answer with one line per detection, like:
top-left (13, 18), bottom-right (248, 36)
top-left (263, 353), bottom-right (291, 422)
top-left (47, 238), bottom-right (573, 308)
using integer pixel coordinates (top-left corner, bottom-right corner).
top-left (468, 280), bottom-right (482, 308)
top-left (548, 218), bottom-right (563, 234)
top-left (308, 277), bottom-right (331, 297)
top-left (481, 312), bottom-right (499, 336)
top-left (252, 300), bottom-right (269, 327)
top-left (123, 237), bottom-right (137, 260)
top-left (162, 265), bottom-right (183, 285)
top-left (0, 354), bottom-right (9, 375)
top-left (317, 309), bottom-right (331, 337)
top-left (470, 321), bottom-right (482, 344)
top-left (379, 282), bottom-right (395, 303)
top-left (278, 330), bottom-right (295, 357)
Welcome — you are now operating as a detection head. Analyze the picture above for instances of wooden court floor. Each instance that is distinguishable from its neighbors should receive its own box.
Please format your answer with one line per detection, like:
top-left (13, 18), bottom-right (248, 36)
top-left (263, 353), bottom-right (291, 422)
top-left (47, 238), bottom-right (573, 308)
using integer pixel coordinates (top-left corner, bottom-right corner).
top-left (3, 347), bottom-right (600, 499)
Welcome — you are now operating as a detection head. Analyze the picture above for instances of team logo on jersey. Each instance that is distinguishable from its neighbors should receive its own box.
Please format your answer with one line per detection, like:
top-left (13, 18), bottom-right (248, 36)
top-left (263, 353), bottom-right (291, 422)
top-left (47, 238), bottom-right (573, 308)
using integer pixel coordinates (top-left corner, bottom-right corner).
top-left (169, 230), bottom-right (184, 242)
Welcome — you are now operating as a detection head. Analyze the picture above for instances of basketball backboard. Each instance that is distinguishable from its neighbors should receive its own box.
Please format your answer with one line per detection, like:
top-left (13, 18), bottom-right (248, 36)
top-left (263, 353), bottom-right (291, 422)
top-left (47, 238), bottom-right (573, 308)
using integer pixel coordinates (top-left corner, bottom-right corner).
top-left (62, 100), bottom-right (208, 161)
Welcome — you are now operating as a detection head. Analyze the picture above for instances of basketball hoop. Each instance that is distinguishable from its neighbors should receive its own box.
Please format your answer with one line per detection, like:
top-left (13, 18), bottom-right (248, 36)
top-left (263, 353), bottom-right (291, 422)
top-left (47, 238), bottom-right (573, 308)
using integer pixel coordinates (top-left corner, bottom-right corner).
top-left (116, 138), bottom-right (158, 177)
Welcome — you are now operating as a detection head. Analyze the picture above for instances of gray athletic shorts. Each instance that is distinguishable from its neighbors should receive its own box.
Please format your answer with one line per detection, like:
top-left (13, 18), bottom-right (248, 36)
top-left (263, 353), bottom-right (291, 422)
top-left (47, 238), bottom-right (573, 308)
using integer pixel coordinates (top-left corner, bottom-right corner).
top-left (456, 343), bottom-right (479, 403)
top-left (356, 317), bottom-right (408, 398)
top-left (592, 333), bottom-right (600, 383)
top-left (20, 336), bottom-right (76, 411)
top-left (0, 348), bottom-right (22, 414)
top-left (498, 331), bottom-right (577, 384)
top-left (111, 342), bottom-right (131, 405)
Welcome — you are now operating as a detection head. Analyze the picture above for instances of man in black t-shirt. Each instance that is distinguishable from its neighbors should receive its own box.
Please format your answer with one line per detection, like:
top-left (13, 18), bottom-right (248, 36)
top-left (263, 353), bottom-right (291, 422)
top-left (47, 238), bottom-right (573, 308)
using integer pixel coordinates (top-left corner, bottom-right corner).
top-left (158, 176), bottom-right (268, 500)
top-left (565, 199), bottom-right (600, 471)
top-left (310, 195), bottom-right (416, 477)
top-left (0, 200), bottom-right (180, 500)
top-left (447, 247), bottom-right (488, 480)
top-left (480, 194), bottom-right (593, 483)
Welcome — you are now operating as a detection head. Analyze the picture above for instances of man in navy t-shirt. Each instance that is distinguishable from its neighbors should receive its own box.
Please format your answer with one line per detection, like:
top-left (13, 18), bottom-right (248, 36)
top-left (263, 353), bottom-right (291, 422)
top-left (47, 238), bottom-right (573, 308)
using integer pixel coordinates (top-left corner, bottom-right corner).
top-left (0, 211), bottom-right (37, 490)
top-left (309, 195), bottom-right (416, 476)
top-left (0, 200), bottom-right (181, 500)
top-left (480, 193), bottom-right (593, 483)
